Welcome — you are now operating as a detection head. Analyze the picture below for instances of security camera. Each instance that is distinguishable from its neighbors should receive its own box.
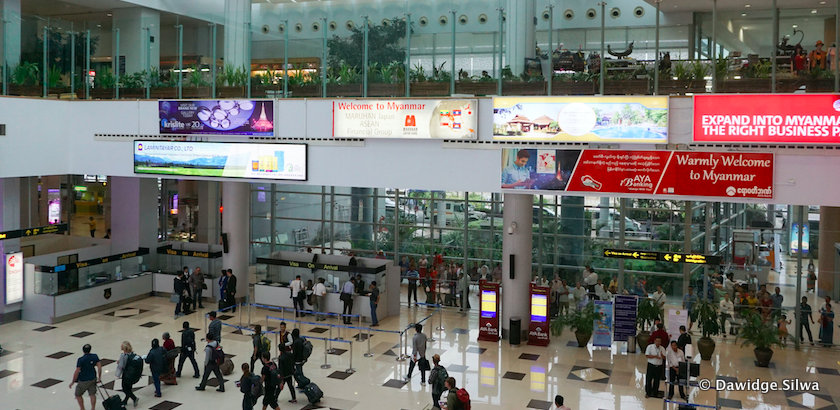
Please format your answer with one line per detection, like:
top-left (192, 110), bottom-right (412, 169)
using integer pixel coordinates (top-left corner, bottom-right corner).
top-left (586, 9), bottom-right (597, 19)
top-left (261, 25), bottom-right (269, 34)
top-left (634, 7), bottom-right (645, 17)
top-left (564, 10), bottom-right (574, 20)
top-left (478, 14), bottom-right (488, 24)
top-left (610, 8), bottom-right (621, 18)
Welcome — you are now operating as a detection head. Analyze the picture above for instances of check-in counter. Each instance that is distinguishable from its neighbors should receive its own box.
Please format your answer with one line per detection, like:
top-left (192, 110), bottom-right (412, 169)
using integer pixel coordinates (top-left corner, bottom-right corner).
top-left (152, 272), bottom-right (218, 302)
top-left (255, 282), bottom-right (376, 321)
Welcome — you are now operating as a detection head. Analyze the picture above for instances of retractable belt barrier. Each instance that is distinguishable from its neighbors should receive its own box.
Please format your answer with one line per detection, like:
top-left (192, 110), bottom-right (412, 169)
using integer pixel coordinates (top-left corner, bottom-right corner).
top-left (263, 329), bottom-right (356, 373)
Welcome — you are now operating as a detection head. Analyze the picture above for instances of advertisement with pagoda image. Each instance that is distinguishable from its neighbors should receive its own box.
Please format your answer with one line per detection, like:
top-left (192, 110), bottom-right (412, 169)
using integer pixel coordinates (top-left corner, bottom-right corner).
top-left (159, 99), bottom-right (275, 136)
top-left (492, 96), bottom-right (668, 144)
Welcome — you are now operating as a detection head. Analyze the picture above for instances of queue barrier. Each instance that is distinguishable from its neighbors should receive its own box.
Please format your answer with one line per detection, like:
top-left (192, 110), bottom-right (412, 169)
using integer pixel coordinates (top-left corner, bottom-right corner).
top-left (661, 379), bottom-right (720, 410)
top-left (398, 314), bottom-right (434, 361)
top-left (253, 303), bottom-right (363, 343)
top-left (263, 330), bottom-right (356, 373)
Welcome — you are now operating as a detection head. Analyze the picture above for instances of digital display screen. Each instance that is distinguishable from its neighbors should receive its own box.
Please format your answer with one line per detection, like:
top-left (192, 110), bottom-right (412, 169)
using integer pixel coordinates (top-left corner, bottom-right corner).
top-left (159, 100), bottom-right (274, 136)
top-left (531, 294), bottom-right (548, 323)
top-left (481, 290), bottom-right (497, 319)
top-left (5, 252), bottom-right (23, 304)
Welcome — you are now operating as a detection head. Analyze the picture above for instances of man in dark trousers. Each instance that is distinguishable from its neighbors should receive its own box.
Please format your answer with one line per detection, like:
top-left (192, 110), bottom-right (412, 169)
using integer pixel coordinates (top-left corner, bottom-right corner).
top-left (259, 352), bottom-right (280, 410)
top-left (290, 329), bottom-right (307, 388)
top-left (277, 347), bottom-right (297, 403)
top-left (174, 271), bottom-right (189, 318)
top-left (176, 321), bottom-right (200, 378)
top-left (676, 325), bottom-right (692, 353)
top-left (341, 277), bottom-right (356, 324)
top-left (195, 332), bottom-right (225, 392)
top-left (645, 336), bottom-right (665, 398)
top-left (208, 311), bottom-right (222, 344)
top-left (189, 266), bottom-right (205, 310)
top-left (225, 269), bottom-right (238, 313)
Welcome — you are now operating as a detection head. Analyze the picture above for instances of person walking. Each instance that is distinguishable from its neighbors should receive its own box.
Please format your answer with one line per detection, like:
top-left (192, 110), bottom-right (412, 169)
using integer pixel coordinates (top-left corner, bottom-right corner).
top-left (116, 341), bottom-right (140, 408)
top-left (208, 311), bottom-right (222, 344)
top-left (459, 271), bottom-right (471, 311)
top-left (290, 329), bottom-right (307, 388)
top-left (683, 286), bottom-right (697, 331)
top-left (665, 341), bottom-right (687, 400)
top-left (277, 347), bottom-right (297, 403)
top-left (720, 293), bottom-right (735, 337)
top-left (405, 323), bottom-right (429, 384)
top-left (69, 344), bottom-right (101, 410)
top-left (87, 217), bottom-right (96, 238)
top-left (341, 277), bottom-right (356, 324)
top-left (558, 280), bottom-right (570, 316)
top-left (290, 275), bottom-right (304, 317)
top-left (196, 332), bottom-right (225, 392)
top-left (250, 324), bottom-right (269, 373)
top-left (240, 363), bottom-right (258, 410)
top-left (820, 303), bottom-right (835, 346)
top-left (407, 263), bottom-right (420, 307)
top-left (444, 377), bottom-right (464, 410)
top-left (428, 354), bottom-right (448, 409)
top-left (176, 321), bottom-right (200, 378)
top-left (552, 395), bottom-right (571, 410)
top-left (800, 296), bottom-right (815, 345)
top-left (644, 336), bottom-right (665, 398)
top-left (313, 278), bottom-right (327, 321)
top-left (259, 352), bottom-right (281, 410)
top-left (226, 269), bottom-right (238, 312)
top-left (190, 266), bottom-right (205, 310)
top-left (144, 339), bottom-right (165, 398)
top-left (174, 270), bottom-right (188, 318)
top-left (369, 281), bottom-right (380, 326)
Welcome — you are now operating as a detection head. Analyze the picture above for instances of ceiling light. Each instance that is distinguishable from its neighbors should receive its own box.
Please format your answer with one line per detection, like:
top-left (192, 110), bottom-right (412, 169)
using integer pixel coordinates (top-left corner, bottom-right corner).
top-left (741, 13), bottom-right (747, 16)
top-left (811, 9), bottom-right (818, 14)
top-left (106, 12), bottom-right (112, 16)
top-left (745, 4), bottom-right (751, 8)
top-left (820, 1), bottom-right (826, 4)
top-left (793, 24), bottom-right (799, 28)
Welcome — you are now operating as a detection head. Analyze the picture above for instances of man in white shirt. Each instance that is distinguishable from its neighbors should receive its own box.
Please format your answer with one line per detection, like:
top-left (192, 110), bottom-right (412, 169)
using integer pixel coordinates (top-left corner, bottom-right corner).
top-left (665, 340), bottom-right (687, 400)
top-left (719, 293), bottom-right (735, 337)
top-left (583, 266), bottom-right (598, 292)
top-left (652, 286), bottom-right (666, 309)
top-left (644, 336), bottom-right (665, 398)
top-left (557, 280), bottom-right (570, 315)
top-left (594, 279), bottom-right (606, 301)
top-left (290, 275), bottom-right (304, 317)
top-left (572, 282), bottom-right (587, 311)
top-left (313, 278), bottom-right (327, 321)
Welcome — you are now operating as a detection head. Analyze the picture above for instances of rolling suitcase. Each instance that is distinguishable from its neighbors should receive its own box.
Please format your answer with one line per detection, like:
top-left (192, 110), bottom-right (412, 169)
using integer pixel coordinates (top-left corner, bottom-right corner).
top-left (294, 367), bottom-right (310, 388)
top-left (220, 358), bottom-right (234, 375)
top-left (301, 382), bottom-right (323, 404)
top-left (98, 383), bottom-right (125, 410)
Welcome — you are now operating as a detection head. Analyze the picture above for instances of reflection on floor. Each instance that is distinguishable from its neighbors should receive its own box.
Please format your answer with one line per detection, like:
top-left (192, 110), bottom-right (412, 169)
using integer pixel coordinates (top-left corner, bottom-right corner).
top-left (3, 293), bottom-right (840, 410)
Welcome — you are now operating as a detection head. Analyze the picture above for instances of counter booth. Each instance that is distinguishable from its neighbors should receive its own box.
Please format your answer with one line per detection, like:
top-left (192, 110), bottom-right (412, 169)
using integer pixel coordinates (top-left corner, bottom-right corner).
top-left (151, 242), bottom-right (223, 304)
top-left (254, 251), bottom-right (400, 324)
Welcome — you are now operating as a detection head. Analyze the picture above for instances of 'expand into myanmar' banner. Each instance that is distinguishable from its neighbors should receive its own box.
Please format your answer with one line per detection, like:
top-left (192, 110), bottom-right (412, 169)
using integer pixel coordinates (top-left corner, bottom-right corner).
top-left (694, 94), bottom-right (840, 144)
top-left (159, 100), bottom-right (275, 136)
top-left (493, 96), bottom-right (668, 143)
top-left (501, 149), bottom-right (774, 199)
top-left (332, 99), bottom-right (477, 139)
top-left (134, 141), bottom-right (307, 181)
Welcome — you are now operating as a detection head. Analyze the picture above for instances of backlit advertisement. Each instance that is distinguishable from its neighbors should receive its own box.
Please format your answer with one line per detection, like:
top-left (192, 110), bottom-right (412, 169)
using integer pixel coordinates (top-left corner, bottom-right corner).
top-left (790, 223), bottom-right (810, 254)
top-left (47, 189), bottom-right (61, 224)
top-left (159, 100), bottom-right (274, 136)
top-left (332, 99), bottom-right (477, 139)
top-left (694, 94), bottom-right (840, 144)
top-left (528, 284), bottom-right (550, 346)
top-left (593, 300), bottom-right (613, 347)
top-left (502, 149), bottom-right (774, 199)
top-left (478, 281), bottom-right (500, 342)
top-left (493, 96), bottom-right (668, 143)
top-left (134, 141), bottom-right (307, 181)
top-left (5, 252), bottom-right (23, 304)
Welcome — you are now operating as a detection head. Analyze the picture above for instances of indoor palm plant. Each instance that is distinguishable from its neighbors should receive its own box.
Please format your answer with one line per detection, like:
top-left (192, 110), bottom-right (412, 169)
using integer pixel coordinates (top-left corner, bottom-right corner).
top-left (635, 297), bottom-right (662, 350)
top-left (551, 301), bottom-right (598, 347)
top-left (740, 310), bottom-right (782, 367)
top-left (694, 298), bottom-right (720, 360)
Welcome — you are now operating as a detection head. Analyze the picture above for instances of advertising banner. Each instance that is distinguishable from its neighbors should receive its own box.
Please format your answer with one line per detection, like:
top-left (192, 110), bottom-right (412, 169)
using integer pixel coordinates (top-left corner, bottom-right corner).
top-left (593, 300), bottom-right (614, 347)
top-left (493, 96), bottom-right (668, 143)
top-left (613, 295), bottom-right (638, 342)
top-left (159, 100), bottom-right (274, 136)
top-left (528, 284), bottom-right (550, 346)
top-left (790, 223), bottom-right (810, 254)
top-left (332, 99), bottom-right (477, 139)
top-left (478, 281), bottom-right (500, 342)
top-left (694, 94), bottom-right (840, 144)
top-left (134, 141), bottom-right (307, 181)
top-left (667, 308), bottom-right (688, 342)
top-left (5, 252), bottom-right (23, 304)
top-left (501, 149), bottom-right (774, 199)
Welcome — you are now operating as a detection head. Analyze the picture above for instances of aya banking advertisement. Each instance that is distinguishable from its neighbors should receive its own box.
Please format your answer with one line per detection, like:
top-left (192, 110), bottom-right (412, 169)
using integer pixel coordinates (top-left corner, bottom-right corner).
top-left (694, 94), bottom-right (840, 144)
top-left (134, 141), bottom-right (307, 181)
top-left (332, 99), bottom-right (477, 139)
top-left (159, 100), bottom-right (274, 136)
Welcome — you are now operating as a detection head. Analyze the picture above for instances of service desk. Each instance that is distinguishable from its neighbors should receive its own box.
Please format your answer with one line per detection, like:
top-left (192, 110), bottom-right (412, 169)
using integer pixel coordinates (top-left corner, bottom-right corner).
top-left (254, 282), bottom-right (380, 322)
top-left (152, 272), bottom-right (217, 302)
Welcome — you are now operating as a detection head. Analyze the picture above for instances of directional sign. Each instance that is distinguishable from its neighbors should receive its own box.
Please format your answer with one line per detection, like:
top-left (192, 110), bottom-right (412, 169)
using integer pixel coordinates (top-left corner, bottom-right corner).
top-left (604, 249), bottom-right (721, 266)
top-left (0, 224), bottom-right (68, 240)
top-left (603, 249), bottom-right (659, 261)
top-left (660, 253), bottom-right (722, 266)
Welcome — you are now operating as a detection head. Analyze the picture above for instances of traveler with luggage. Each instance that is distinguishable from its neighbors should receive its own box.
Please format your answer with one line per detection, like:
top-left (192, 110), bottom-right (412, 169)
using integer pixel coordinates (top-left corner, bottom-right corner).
top-left (116, 341), bottom-right (141, 408)
top-left (208, 311), bottom-right (222, 344)
top-left (251, 324), bottom-right (271, 372)
top-left (196, 332), bottom-right (225, 392)
top-left (290, 329), bottom-right (309, 388)
top-left (176, 321), bottom-right (200, 378)
top-left (259, 352), bottom-right (281, 410)
top-left (442, 377), bottom-right (471, 410)
top-left (428, 354), bottom-right (449, 409)
top-left (405, 323), bottom-right (429, 384)
top-left (290, 275), bottom-right (304, 317)
top-left (277, 347), bottom-right (297, 403)
top-left (144, 339), bottom-right (165, 398)
top-left (69, 343), bottom-right (101, 410)
top-left (240, 363), bottom-right (261, 410)
top-left (277, 322), bottom-right (292, 353)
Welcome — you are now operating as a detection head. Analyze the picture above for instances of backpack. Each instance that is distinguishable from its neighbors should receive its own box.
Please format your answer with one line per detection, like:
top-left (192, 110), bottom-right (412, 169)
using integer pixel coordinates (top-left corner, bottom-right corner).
top-left (456, 388), bottom-right (471, 410)
top-left (123, 353), bottom-right (143, 385)
top-left (211, 344), bottom-right (225, 366)
top-left (264, 362), bottom-right (282, 389)
top-left (432, 367), bottom-right (448, 393)
top-left (259, 335), bottom-right (271, 354)
top-left (301, 337), bottom-right (313, 361)
top-left (249, 374), bottom-right (263, 398)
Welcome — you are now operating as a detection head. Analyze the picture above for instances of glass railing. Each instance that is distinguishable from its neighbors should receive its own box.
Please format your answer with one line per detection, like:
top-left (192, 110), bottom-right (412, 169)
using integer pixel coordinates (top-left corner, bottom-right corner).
top-left (34, 251), bottom-right (150, 296)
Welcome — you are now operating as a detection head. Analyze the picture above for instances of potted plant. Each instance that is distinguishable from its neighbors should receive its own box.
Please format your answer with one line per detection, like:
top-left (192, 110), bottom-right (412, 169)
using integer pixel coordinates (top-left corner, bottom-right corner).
top-left (694, 299), bottom-right (720, 360)
top-left (551, 72), bottom-right (595, 95)
top-left (551, 301), bottom-right (598, 347)
top-left (184, 65), bottom-right (211, 98)
top-left (9, 62), bottom-right (40, 96)
top-left (740, 311), bottom-right (782, 367)
top-left (635, 297), bottom-right (662, 350)
top-left (217, 64), bottom-right (248, 98)
top-left (90, 66), bottom-right (117, 99)
top-left (327, 61), bottom-right (362, 96)
top-left (410, 62), bottom-right (450, 96)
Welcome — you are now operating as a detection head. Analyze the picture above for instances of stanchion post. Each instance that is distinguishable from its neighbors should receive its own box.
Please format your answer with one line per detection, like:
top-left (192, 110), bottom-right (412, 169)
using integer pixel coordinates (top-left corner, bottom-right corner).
top-left (364, 328), bottom-right (373, 357)
top-left (436, 304), bottom-right (445, 331)
top-left (320, 339), bottom-right (331, 369)
top-left (327, 327), bottom-right (335, 354)
top-left (346, 341), bottom-right (356, 374)
top-left (427, 306), bottom-right (437, 342)
top-left (247, 297), bottom-right (252, 327)
top-left (396, 330), bottom-right (406, 362)
top-left (337, 319), bottom-right (343, 340)
top-left (204, 314), bottom-right (208, 339)
top-left (239, 301), bottom-right (243, 327)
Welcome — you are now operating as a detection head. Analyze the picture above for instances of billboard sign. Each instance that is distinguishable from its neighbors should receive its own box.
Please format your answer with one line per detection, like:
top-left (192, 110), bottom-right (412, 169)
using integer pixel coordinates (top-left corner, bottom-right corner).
top-left (493, 96), bottom-right (668, 143)
top-left (159, 100), bottom-right (274, 136)
top-left (332, 99), bottom-right (477, 139)
top-left (5, 252), bottom-right (23, 304)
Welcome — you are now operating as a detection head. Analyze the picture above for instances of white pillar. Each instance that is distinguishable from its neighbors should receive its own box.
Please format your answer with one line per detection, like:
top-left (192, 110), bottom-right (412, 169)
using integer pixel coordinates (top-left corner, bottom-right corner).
top-left (109, 177), bottom-right (158, 254)
top-left (196, 180), bottom-right (220, 244)
top-left (224, 0), bottom-right (251, 69)
top-left (505, 0), bottom-right (536, 76)
top-left (502, 193), bottom-right (533, 339)
top-left (112, 7), bottom-right (160, 75)
top-left (2, 0), bottom-right (21, 67)
top-left (222, 181), bottom-right (249, 298)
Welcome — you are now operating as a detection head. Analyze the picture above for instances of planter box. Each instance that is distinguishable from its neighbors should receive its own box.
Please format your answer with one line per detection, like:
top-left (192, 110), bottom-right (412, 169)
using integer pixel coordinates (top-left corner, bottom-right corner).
top-left (657, 80), bottom-right (706, 95)
top-left (89, 89), bottom-right (116, 100)
top-left (409, 82), bottom-right (450, 97)
top-left (249, 86), bottom-right (268, 98)
top-left (150, 88), bottom-right (177, 99)
top-left (218, 86), bottom-right (247, 98)
top-left (455, 82), bottom-right (497, 96)
top-left (120, 88), bottom-right (146, 99)
top-left (502, 81), bottom-right (546, 96)
top-left (551, 81), bottom-right (595, 95)
top-left (288, 85), bottom-right (321, 98)
top-left (8, 85), bottom-right (42, 97)
top-left (604, 80), bottom-right (650, 95)
top-left (716, 79), bottom-right (771, 93)
top-left (368, 83), bottom-right (404, 97)
top-left (327, 84), bottom-right (362, 97)
top-left (182, 87), bottom-right (212, 99)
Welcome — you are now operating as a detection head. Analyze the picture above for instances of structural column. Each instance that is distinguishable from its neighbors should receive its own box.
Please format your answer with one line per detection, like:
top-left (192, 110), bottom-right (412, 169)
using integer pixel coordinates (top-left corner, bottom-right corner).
top-left (196, 181), bottom-right (220, 244)
top-left (222, 181), bottom-right (249, 299)
top-left (111, 7), bottom-right (160, 75)
top-left (504, 0), bottom-right (536, 76)
top-left (223, 0), bottom-right (251, 70)
top-left (109, 177), bottom-right (158, 255)
top-left (818, 206), bottom-right (840, 300)
top-left (502, 193), bottom-right (533, 339)
top-left (1, 0), bottom-right (21, 68)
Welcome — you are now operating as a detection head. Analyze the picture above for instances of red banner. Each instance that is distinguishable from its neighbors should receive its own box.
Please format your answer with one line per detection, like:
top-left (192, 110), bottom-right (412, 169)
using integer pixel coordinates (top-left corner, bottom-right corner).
top-left (528, 284), bottom-right (550, 347)
top-left (694, 94), bottom-right (840, 144)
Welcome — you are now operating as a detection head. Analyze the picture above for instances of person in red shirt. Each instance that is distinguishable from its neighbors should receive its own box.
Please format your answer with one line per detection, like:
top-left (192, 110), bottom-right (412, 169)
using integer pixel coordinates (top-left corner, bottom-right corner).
top-left (161, 332), bottom-right (177, 384)
top-left (650, 323), bottom-right (670, 347)
top-left (163, 332), bottom-right (176, 351)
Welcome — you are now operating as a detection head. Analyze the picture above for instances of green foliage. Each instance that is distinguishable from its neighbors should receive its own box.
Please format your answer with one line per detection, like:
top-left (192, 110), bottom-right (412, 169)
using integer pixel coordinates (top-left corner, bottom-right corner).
top-left (95, 67), bottom-right (115, 89)
top-left (743, 61), bottom-right (771, 79)
top-left (327, 17), bottom-right (407, 74)
top-left (636, 297), bottom-right (663, 332)
top-left (694, 299), bottom-right (720, 339)
top-left (501, 65), bottom-right (515, 81)
top-left (188, 66), bottom-right (208, 87)
top-left (372, 61), bottom-right (404, 84)
top-left (329, 62), bottom-right (360, 85)
top-left (21, 32), bottom-right (99, 80)
top-left (805, 68), bottom-right (834, 80)
top-left (431, 62), bottom-right (450, 83)
top-left (409, 64), bottom-right (427, 82)
top-left (551, 301), bottom-right (598, 336)
top-left (120, 71), bottom-right (146, 88)
top-left (739, 310), bottom-right (782, 350)
top-left (219, 64), bottom-right (248, 87)
top-left (690, 61), bottom-right (710, 81)
top-left (11, 62), bottom-right (39, 86)
top-left (46, 66), bottom-right (64, 88)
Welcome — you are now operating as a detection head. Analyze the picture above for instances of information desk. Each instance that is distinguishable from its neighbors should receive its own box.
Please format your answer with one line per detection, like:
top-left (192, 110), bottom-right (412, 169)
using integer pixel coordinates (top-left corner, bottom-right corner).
top-left (254, 282), bottom-right (382, 322)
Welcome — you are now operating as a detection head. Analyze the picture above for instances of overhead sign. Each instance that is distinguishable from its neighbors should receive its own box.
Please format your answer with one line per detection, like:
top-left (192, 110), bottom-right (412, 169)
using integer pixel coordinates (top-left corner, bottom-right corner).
top-left (157, 245), bottom-right (222, 259)
top-left (332, 99), bottom-right (477, 139)
top-left (134, 141), bottom-right (307, 181)
top-left (694, 94), bottom-right (840, 144)
top-left (603, 248), bottom-right (722, 265)
top-left (53, 248), bottom-right (150, 273)
top-left (5, 252), bottom-right (23, 304)
top-left (0, 223), bottom-right (68, 240)
top-left (501, 149), bottom-right (774, 199)
top-left (159, 100), bottom-right (274, 136)
top-left (255, 257), bottom-right (387, 274)
top-left (493, 96), bottom-right (668, 143)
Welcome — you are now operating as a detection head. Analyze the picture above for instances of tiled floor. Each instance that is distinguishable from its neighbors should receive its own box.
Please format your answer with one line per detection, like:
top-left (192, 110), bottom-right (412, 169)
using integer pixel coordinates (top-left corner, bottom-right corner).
top-left (3, 289), bottom-right (840, 410)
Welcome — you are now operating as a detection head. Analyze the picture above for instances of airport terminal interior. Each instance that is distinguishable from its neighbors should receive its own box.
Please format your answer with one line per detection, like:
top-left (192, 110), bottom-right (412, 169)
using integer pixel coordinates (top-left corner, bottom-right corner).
top-left (3, 0), bottom-right (840, 409)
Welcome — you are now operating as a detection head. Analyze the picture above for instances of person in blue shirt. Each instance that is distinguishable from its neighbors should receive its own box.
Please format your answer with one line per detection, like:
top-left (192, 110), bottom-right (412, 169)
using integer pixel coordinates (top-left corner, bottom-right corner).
top-left (683, 286), bottom-right (698, 331)
top-left (341, 277), bottom-right (356, 324)
top-left (69, 343), bottom-right (101, 410)
top-left (501, 149), bottom-right (533, 189)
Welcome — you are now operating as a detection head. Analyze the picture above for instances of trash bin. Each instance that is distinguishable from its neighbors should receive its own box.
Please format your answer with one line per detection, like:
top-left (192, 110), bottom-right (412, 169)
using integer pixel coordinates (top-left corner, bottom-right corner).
top-left (509, 317), bottom-right (521, 345)
top-left (627, 335), bottom-right (636, 353)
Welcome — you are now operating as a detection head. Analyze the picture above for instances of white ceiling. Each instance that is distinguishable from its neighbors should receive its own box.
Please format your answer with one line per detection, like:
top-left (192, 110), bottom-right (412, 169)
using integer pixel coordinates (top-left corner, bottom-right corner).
top-left (644, 0), bottom-right (836, 13)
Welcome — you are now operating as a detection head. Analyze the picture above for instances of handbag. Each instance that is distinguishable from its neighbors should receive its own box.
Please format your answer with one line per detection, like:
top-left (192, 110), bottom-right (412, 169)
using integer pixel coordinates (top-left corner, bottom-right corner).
top-left (340, 292), bottom-right (351, 302)
top-left (418, 357), bottom-right (431, 371)
top-left (201, 283), bottom-right (208, 290)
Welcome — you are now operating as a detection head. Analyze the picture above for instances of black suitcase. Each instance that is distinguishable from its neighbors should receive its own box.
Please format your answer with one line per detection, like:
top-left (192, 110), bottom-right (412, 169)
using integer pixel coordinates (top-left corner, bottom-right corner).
top-left (301, 382), bottom-right (323, 404)
top-left (294, 367), bottom-right (310, 388)
top-left (98, 383), bottom-right (125, 410)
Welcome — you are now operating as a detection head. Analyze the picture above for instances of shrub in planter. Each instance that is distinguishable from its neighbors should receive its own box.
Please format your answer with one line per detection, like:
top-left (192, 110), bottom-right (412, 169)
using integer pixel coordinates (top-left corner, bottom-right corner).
top-left (635, 297), bottom-right (662, 350)
top-left (551, 301), bottom-right (598, 347)
top-left (740, 310), bottom-right (782, 367)
top-left (694, 299), bottom-right (720, 360)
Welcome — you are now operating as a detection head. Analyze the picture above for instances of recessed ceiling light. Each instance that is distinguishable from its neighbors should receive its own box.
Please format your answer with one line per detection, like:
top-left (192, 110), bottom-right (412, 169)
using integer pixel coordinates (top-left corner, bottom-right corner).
top-left (793, 24), bottom-right (799, 28)
top-left (820, 1), bottom-right (827, 4)
top-left (745, 4), bottom-right (751, 8)
top-left (106, 12), bottom-right (112, 16)
top-left (741, 13), bottom-right (747, 16)
top-left (811, 9), bottom-right (818, 14)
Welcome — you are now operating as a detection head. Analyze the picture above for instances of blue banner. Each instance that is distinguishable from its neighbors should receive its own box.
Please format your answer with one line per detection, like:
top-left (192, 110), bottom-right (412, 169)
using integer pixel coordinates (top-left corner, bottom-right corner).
top-left (614, 295), bottom-right (638, 342)
top-left (593, 300), bottom-right (613, 347)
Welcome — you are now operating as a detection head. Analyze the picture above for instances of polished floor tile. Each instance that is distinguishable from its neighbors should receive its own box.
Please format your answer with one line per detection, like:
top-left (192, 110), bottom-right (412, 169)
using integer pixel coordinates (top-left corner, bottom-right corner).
top-left (46, 351), bottom-right (73, 359)
top-left (31, 378), bottom-right (62, 388)
top-left (149, 400), bottom-right (182, 410)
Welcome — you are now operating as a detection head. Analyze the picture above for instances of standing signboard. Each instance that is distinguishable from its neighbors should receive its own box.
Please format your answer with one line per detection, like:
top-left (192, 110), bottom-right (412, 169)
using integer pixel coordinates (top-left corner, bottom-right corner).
top-left (667, 308), bottom-right (688, 342)
top-left (5, 252), bottom-right (23, 304)
top-left (613, 295), bottom-right (638, 342)
top-left (593, 300), bottom-right (614, 347)
top-left (478, 281), bottom-right (500, 342)
top-left (527, 284), bottom-right (550, 346)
